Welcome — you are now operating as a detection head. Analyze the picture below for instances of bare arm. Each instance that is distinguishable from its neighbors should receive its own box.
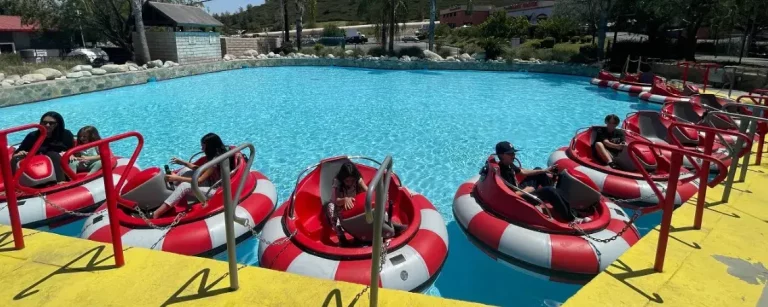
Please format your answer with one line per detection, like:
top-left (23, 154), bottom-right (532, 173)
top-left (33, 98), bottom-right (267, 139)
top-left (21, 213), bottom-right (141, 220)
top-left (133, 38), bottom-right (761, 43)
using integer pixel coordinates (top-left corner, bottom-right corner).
top-left (168, 168), bottom-right (214, 185)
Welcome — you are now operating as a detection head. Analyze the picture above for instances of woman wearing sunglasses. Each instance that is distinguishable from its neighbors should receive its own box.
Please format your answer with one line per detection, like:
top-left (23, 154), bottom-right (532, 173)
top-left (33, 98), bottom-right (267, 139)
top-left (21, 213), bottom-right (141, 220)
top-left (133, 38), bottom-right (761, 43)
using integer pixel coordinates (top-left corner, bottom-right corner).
top-left (11, 111), bottom-right (75, 183)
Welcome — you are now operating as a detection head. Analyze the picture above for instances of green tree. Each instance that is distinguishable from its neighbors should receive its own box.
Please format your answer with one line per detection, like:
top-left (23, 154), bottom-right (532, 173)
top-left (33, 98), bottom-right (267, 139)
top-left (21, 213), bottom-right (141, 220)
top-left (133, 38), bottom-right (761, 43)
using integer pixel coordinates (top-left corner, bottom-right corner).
top-left (480, 11), bottom-right (530, 39)
top-left (535, 16), bottom-right (578, 42)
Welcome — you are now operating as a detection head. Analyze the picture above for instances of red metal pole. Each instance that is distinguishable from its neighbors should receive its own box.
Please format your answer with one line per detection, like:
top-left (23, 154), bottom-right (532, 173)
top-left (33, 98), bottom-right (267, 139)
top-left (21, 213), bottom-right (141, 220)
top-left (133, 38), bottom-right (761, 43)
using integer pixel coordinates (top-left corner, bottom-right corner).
top-left (681, 63), bottom-right (690, 87)
top-left (694, 132), bottom-right (716, 230)
top-left (654, 151), bottom-right (683, 272)
top-left (702, 67), bottom-right (711, 92)
top-left (98, 143), bottom-right (124, 267)
top-left (0, 137), bottom-right (24, 249)
top-left (757, 136), bottom-right (765, 165)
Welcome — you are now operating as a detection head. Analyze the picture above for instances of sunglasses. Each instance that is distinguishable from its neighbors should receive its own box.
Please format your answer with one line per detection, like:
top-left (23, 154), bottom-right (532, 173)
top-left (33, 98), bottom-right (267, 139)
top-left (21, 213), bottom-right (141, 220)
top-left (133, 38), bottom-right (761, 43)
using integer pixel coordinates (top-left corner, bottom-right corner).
top-left (41, 120), bottom-right (58, 126)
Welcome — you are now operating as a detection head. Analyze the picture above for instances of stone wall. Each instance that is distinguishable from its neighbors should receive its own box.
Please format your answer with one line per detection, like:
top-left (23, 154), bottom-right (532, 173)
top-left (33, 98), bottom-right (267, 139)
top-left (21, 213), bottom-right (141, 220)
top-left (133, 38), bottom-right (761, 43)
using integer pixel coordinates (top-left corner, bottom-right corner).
top-left (135, 31), bottom-right (178, 62)
top-left (0, 58), bottom-right (599, 108)
top-left (220, 37), bottom-right (279, 57)
top-left (175, 32), bottom-right (221, 65)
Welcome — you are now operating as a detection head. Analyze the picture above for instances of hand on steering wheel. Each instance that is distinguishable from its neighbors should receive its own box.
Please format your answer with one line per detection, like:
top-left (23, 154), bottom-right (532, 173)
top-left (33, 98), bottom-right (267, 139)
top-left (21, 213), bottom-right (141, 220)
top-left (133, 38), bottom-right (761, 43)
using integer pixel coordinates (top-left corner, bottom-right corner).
top-left (169, 157), bottom-right (185, 166)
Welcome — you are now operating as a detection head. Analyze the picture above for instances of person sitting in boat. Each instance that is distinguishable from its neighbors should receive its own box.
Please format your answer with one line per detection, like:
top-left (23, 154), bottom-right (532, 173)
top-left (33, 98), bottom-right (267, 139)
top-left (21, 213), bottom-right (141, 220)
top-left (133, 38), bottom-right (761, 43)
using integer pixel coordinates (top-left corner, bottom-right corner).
top-left (328, 161), bottom-right (407, 245)
top-left (12, 111), bottom-right (75, 183)
top-left (593, 114), bottom-right (626, 169)
top-left (638, 64), bottom-right (655, 84)
top-left (69, 126), bottom-right (103, 174)
top-left (495, 141), bottom-right (589, 223)
top-left (152, 133), bottom-right (233, 218)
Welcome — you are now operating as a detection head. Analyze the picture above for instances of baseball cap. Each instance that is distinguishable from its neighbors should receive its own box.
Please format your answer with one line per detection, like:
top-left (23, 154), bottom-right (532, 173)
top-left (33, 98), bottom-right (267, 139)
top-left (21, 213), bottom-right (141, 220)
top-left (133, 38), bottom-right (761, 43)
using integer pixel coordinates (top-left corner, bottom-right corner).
top-left (495, 141), bottom-right (520, 156)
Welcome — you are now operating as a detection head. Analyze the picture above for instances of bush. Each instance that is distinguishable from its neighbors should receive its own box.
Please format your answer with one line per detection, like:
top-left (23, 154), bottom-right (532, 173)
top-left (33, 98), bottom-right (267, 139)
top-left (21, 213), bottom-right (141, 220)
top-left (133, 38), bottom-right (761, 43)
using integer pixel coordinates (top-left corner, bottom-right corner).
top-left (514, 46), bottom-right (537, 60)
top-left (552, 44), bottom-right (580, 62)
top-left (570, 44), bottom-right (599, 63)
top-left (541, 37), bottom-right (556, 48)
top-left (581, 35), bottom-right (592, 44)
top-left (347, 48), bottom-right (366, 58)
top-left (318, 37), bottom-right (344, 46)
top-left (460, 43), bottom-right (483, 55)
top-left (0, 54), bottom-right (88, 76)
top-left (535, 49), bottom-right (554, 61)
top-left (300, 47), bottom-right (316, 55)
top-left (322, 24), bottom-right (345, 37)
top-left (272, 45), bottom-right (296, 55)
top-left (435, 24), bottom-right (452, 38)
top-left (570, 36), bottom-right (581, 43)
top-left (437, 47), bottom-right (453, 59)
top-left (314, 43), bottom-right (324, 54)
top-left (522, 38), bottom-right (542, 49)
top-left (367, 46), bottom-right (389, 57)
top-left (478, 38), bottom-right (506, 60)
top-left (399, 46), bottom-right (425, 58)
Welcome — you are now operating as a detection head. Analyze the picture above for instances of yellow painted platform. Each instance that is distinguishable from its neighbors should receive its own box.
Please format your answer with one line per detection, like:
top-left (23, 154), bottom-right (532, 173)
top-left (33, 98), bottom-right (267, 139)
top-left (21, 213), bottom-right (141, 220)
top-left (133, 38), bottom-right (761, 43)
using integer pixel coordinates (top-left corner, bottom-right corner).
top-left (566, 152), bottom-right (768, 307)
top-left (0, 226), bottom-right (485, 307)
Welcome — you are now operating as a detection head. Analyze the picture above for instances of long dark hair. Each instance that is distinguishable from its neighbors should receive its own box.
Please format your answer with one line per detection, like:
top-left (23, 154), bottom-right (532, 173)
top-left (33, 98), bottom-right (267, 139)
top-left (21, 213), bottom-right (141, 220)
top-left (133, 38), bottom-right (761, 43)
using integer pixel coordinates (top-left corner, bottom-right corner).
top-left (77, 126), bottom-right (101, 143)
top-left (40, 111), bottom-right (65, 139)
top-left (336, 161), bottom-right (362, 192)
top-left (201, 133), bottom-right (234, 169)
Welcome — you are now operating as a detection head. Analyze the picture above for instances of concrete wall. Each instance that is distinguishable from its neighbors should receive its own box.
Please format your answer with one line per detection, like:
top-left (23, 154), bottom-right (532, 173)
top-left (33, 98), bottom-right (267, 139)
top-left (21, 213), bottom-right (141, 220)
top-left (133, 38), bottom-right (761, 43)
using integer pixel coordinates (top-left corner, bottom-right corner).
top-left (135, 31), bottom-right (178, 62)
top-left (11, 32), bottom-right (31, 50)
top-left (175, 32), bottom-right (221, 65)
top-left (221, 37), bottom-right (279, 57)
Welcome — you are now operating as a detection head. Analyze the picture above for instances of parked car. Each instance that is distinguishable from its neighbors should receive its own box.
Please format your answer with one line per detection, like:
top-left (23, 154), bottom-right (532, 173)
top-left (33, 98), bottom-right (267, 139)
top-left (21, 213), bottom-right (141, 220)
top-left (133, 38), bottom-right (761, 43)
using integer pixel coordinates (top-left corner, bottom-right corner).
top-left (346, 34), bottom-right (368, 44)
top-left (402, 36), bottom-right (420, 43)
top-left (67, 48), bottom-right (109, 65)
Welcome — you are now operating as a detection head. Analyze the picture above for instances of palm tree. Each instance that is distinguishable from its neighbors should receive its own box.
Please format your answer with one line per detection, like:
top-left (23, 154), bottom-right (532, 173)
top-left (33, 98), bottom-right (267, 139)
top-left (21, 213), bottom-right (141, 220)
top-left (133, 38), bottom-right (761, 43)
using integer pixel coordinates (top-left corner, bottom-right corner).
top-left (295, 0), bottom-right (305, 49)
top-left (281, 0), bottom-right (289, 46)
top-left (131, 0), bottom-right (150, 65)
top-left (428, 0), bottom-right (435, 51)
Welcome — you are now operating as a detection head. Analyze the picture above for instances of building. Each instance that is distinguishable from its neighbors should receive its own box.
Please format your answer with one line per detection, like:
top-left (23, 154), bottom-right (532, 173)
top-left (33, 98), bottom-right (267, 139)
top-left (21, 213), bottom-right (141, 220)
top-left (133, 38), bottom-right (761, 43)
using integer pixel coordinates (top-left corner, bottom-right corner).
top-left (500, 1), bottom-right (556, 25)
top-left (134, 1), bottom-right (223, 65)
top-left (0, 15), bottom-right (38, 53)
top-left (438, 5), bottom-right (494, 28)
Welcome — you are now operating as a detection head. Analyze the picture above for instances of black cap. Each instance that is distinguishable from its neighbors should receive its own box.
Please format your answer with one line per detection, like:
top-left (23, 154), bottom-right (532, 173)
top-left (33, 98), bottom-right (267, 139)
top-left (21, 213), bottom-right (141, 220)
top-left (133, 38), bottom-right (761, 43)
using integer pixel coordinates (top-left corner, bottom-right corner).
top-left (495, 141), bottom-right (519, 156)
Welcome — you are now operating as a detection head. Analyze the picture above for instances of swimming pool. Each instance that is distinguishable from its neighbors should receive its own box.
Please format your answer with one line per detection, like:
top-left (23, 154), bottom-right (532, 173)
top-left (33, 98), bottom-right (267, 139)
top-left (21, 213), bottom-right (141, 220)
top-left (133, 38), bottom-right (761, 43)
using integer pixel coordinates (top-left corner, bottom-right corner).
top-left (1, 66), bottom-right (663, 306)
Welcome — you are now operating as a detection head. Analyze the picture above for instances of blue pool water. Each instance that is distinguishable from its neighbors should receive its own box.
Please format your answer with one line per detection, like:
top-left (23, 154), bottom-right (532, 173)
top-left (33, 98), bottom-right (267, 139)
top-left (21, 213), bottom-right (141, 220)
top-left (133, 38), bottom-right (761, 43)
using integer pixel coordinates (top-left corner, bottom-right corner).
top-left (1, 67), bottom-right (664, 306)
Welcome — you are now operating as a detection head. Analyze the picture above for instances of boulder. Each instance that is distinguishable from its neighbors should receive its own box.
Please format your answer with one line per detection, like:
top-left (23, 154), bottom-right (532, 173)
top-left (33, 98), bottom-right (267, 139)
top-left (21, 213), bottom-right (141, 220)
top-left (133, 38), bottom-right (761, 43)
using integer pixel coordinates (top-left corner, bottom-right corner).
top-left (267, 52), bottom-right (276, 58)
top-left (446, 56), bottom-right (456, 61)
top-left (80, 71), bottom-right (92, 77)
top-left (125, 61), bottom-right (137, 66)
top-left (326, 54), bottom-right (335, 59)
top-left (33, 68), bottom-right (63, 80)
top-left (101, 64), bottom-right (129, 73)
top-left (0, 73), bottom-right (4, 81)
top-left (287, 52), bottom-right (297, 58)
top-left (148, 59), bottom-right (164, 68)
top-left (55, 76), bottom-right (67, 80)
top-left (1, 79), bottom-right (15, 87)
top-left (129, 66), bottom-right (139, 71)
top-left (459, 53), bottom-right (473, 62)
top-left (472, 53), bottom-right (485, 61)
top-left (345, 50), bottom-right (354, 56)
top-left (21, 73), bottom-right (47, 83)
top-left (91, 68), bottom-right (107, 75)
top-left (5, 74), bottom-right (20, 81)
top-left (15, 79), bottom-right (28, 86)
top-left (223, 54), bottom-right (235, 61)
top-left (400, 56), bottom-right (412, 62)
top-left (162, 62), bottom-right (171, 68)
top-left (71, 65), bottom-right (93, 72)
top-left (423, 50), bottom-right (444, 61)
top-left (243, 49), bottom-right (259, 57)
top-left (164, 61), bottom-right (178, 67)
top-left (388, 56), bottom-right (399, 61)
top-left (257, 54), bottom-right (268, 59)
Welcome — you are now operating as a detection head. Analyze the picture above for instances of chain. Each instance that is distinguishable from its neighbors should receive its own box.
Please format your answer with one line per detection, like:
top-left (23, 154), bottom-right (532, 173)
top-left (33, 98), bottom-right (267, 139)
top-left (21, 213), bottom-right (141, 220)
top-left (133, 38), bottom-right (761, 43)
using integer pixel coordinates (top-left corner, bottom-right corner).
top-left (39, 193), bottom-right (96, 217)
top-left (570, 209), bottom-right (642, 244)
top-left (607, 182), bottom-right (669, 206)
top-left (350, 239), bottom-right (391, 304)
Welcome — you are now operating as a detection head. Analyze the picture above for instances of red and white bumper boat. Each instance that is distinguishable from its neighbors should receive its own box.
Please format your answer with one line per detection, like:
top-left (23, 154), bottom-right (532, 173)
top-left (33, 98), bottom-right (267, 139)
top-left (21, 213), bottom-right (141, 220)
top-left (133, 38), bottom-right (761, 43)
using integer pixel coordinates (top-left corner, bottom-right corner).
top-left (258, 156), bottom-right (448, 293)
top-left (80, 153), bottom-right (276, 257)
top-left (1, 147), bottom-right (140, 229)
top-left (638, 78), bottom-right (700, 104)
top-left (590, 71), bottom-right (651, 94)
top-left (547, 127), bottom-right (699, 208)
top-left (453, 156), bottom-right (640, 277)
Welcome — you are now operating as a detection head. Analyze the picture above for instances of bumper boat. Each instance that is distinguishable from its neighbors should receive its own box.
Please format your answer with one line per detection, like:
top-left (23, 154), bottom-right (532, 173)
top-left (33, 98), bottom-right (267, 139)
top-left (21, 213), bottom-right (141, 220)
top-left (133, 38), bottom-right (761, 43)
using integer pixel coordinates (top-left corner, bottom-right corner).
top-left (1, 144), bottom-right (140, 229)
top-left (547, 127), bottom-right (699, 207)
top-left (80, 151), bottom-right (276, 257)
top-left (258, 156), bottom-right (448, 292)
top-left (590, 71), bottom-right (652, 94)
top-left (638, 78), bottom-right (700, 104)
top-left (453, 156), bottom-right (640, 277)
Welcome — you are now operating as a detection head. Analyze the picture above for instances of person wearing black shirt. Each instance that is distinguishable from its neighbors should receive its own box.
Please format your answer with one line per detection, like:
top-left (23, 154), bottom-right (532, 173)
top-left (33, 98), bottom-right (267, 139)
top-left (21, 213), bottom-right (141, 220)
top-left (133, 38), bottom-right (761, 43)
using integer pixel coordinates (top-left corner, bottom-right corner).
top-left (593, 114), bottom-right (626, 169)
top-left (495, 141), bottom-right (588, 223)
top-left (11, 111), bottom-right (75, 183)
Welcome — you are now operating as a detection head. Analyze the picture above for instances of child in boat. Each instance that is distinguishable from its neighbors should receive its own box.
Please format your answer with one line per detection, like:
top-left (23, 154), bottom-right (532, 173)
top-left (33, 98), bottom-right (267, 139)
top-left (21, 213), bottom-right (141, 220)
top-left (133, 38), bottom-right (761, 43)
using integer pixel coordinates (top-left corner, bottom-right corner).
top-left (638, 64), bottom-right (655, 84)
top-left (69, 126), bottom-right (103, 174)
top-left (328, 161), bottom-right (407, 245)
top-left (593, 114), bottom-right (626, 169)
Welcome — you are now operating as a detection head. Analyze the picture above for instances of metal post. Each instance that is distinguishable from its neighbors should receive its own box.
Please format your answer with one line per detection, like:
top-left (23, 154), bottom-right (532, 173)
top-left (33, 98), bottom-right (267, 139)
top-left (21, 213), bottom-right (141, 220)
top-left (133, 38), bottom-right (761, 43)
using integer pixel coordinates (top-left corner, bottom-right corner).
top-left (0, 136), bottom-right (24, 249)
top-left (98, 143), bottom-right (124, 267)
top-left (364, 155), bottom-right (393, 307)
top-left (694, 132), bottom-right (715, 229)
top-left (737, 119), bottom-right (758, 182)
top-left (654, 151), bottom-right (682, 272)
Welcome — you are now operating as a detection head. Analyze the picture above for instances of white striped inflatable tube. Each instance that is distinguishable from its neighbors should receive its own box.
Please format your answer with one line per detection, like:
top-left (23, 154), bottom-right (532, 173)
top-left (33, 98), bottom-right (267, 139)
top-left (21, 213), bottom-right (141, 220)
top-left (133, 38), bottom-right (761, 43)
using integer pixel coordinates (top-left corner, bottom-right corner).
top-left (80, 171), bottom-right (277, 257)
top-left (547, 147), bottom-right (699, 207)
top-left (0, 158), bottom-right (140, 229)
top-left (258, 189), bottom-right (449, 293)
top-left (590, 78), bottom-right (617, 88)
top-left (639, 92), bottom-right (691, 104)
top-left (611, 82), bottom-right (652, 94)
top-left (453, 175), bottom-right (640, 276)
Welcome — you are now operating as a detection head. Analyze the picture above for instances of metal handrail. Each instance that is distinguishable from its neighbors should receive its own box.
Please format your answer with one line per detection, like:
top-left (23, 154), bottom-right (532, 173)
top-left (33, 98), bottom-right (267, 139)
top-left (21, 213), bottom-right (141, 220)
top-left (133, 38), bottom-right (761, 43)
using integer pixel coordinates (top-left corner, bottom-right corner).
top-left (189, 143), bottom-right (256, 291)
top-left (5, 124), bottom-right (48, 194)
top-left (61, 131), bottom-right (144, 193)
top-left (285, 155), bottom-right (393, 220)
top-left (364, 155), bottom-right (393, 307)
top-left (666, 122), bottom-right (751, 173)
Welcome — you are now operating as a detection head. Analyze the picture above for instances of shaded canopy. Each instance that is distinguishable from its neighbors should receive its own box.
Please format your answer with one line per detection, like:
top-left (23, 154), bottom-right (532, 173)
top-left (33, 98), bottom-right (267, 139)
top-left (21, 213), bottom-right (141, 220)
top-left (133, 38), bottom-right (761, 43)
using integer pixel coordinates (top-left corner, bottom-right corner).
top-left (142, 1), bottom-right (223, 28)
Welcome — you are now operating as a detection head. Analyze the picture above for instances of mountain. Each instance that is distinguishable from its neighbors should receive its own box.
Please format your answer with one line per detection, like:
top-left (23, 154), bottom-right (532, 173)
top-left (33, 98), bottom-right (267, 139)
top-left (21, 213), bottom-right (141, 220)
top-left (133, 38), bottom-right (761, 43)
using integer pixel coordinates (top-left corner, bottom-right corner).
top-left (214, 0), bottom-right (525, 32)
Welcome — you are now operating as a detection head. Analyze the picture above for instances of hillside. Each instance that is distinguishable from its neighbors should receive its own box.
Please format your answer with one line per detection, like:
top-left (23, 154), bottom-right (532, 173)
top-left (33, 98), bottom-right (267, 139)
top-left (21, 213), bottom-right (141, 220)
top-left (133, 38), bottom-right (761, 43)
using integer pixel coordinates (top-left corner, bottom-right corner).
top-left (214, 0), bottom-right (525, 32)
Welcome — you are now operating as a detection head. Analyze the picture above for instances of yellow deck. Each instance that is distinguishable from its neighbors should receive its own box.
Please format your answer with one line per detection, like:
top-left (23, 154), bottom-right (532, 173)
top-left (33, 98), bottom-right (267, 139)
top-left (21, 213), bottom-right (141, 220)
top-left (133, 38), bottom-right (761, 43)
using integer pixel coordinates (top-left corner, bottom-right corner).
top-left (0, 226), bottom-right (485, 306)
top-left (565, 150), bottom-right (768, 307)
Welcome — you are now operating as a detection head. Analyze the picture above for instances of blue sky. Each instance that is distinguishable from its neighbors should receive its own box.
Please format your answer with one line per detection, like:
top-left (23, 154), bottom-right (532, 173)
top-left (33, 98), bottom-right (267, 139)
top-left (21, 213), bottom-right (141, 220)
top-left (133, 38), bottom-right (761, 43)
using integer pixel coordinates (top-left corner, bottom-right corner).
top-left (204, 0), bottom-right (265, 14)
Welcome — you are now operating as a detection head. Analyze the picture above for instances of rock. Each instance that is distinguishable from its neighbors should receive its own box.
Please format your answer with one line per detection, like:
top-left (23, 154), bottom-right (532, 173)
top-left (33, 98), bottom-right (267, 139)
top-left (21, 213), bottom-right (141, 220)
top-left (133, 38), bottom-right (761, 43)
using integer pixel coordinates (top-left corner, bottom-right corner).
top-left (15, 79), bottom-right (28, 86)
top-left (162, 62), bottom-right (171, 68)
top-left (80, 71), bottom-right (92, 77)
top-left (223, 54), bottom-right (235, 61)
top-left (71, 65), bottom-right (93, 72)
top-left (446, 56), bottom-right (455, 61)
top-left (101, 64), bottom-right (129, 73)
top-left (243, 49), bottom-right (259, 57)
top-left (129, 66), bottom-right (138, 71)
top-left (148, 59), bottom-right (163, 68)
top-left (1, 79), bottom-right (14, 87)
top-left (472, 53), bottom-right (485, 61)
top-left (345, 50), bottom-right (354, 56)
top-left (126, 61), bottom-right (137, 66)
top-left (33, 68), bottom-right (63, 80)
top-left (0, 73), bottom-right (4, 81)
top-left (91, 68), bottom-right (107, 75)
top-left (164, 61), bottom-right (178, 67)
top-left (257, 54), bottom-right (268, 59)
top-left (55, 76), bottom-right (67, 80)
top-left (388, 56), bottom-right (399, 61)
top-left (459, 53), bottom-right (473, 62)
top-left (326, 54), bottom-right (335, 59)
top-left (6, 74), bottom-right (20, 81)
top-left (267, 52), bottom-right (276, 58)
top-left (423, 50), bottom-right (444, 61)
top-left (21, 73), bottom-right (47, 83)
top-left (400, 56), bottom-right (411, 62)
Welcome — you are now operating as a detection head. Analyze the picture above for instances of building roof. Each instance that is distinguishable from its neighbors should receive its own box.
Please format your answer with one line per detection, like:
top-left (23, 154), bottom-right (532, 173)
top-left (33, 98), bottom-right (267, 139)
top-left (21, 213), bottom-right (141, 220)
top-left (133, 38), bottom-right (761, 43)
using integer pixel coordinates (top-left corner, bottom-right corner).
top-left (142, 1), bottom-right (223, 28)
top-left (0, 15), bottom-right (39, 32)
top-left (439, 5), bottom-right (495, 14)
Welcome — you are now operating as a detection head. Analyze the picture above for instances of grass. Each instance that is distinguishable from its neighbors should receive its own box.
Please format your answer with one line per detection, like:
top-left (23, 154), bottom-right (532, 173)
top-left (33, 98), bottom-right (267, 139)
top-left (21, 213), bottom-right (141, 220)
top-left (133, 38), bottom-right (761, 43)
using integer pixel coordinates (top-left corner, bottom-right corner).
top-left (0, 54), bottom-right (88, 77)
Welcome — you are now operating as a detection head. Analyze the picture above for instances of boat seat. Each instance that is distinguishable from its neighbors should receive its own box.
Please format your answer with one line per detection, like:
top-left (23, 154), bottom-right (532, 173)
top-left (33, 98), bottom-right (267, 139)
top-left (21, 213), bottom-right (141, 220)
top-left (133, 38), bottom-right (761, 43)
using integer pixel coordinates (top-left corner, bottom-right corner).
top-left (18, 155), bottom-right (57, 187)
top-left (556, 169), bottom-right (601, 210)
top-left (638, 112), bottom-right (699, 146)
top-left (614, 143), bottom-right (658, 172)
top-left (121, 167), bottom-right (173, 210)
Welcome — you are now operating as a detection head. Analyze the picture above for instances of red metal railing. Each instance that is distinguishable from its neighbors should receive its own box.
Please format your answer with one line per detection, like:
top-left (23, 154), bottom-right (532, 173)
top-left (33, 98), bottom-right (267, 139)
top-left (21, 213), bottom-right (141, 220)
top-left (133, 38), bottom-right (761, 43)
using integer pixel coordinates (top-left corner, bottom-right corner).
top-left (736, 94), bottom-right (768, 164)
top-left (666, 123), bottom-right (751, 230)
top-left (676, 61), bottom-right (695, 87)
top-left (695, 63), bottom-right (720, 92)
top-left (625, 141), bottom-right (728, 272)
top-left (60, 131), bottom-right (144, 267)
top-left (0, 124), bottom-right (48, 249)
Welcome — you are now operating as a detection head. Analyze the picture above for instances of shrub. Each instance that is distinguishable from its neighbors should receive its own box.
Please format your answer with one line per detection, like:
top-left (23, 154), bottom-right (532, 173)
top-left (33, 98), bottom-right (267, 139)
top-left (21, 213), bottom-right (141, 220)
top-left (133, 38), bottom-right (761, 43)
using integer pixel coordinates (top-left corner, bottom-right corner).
top-left (399, 46), bottom-right (425, 58)
top-left (0, 54), bottom-right (88, 76)
top-left (514, 46), bottom-right (537, 60)
top-left (322, 24), bottom-right (345, 37)
top-left (347, 48), bottom-right (366, 58)
top-left (273, 45), bottom-right (295, 54)
top-left (522, 38), bottom-right (542, 49)
top-left (552, 44), bottom-right (579, 62)
top-left (313, 43), bottom-right (324, 55)
top-left (318, 37), bottom-right (344, 46)
top-left (367, 46), bottom-right (388, 57)
top-left (299, 47), bottom-right (315, 55)
top-left (435, 24), bottom-right (451, 38)
top-left (570, 36), bottom-right (581, 43)
top-left (581, 35), bottom-right (592, 44)
top-left (460, 43), bottom-right (483, 55)
top-left (570, 44), bottom-right (599, 63)
top-left (541, 37), bottom-right (556, 48)
top-left (478, 38), bottom-right (506, 60)
top-left (437, 47), bottom-right (453, 59)
top-left (535, 49), bottom-right (554, 61)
